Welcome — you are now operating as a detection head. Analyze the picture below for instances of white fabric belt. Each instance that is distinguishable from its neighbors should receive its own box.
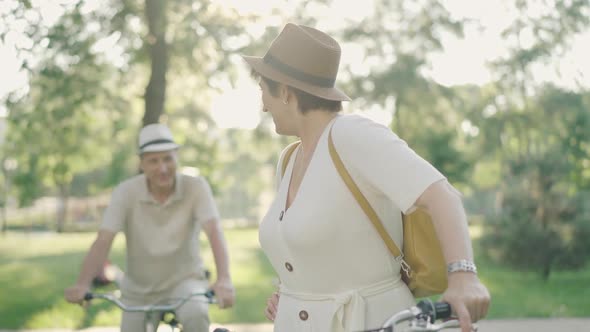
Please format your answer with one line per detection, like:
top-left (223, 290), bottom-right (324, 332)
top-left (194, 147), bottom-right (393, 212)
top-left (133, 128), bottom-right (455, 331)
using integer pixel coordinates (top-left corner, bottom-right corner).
top-left (279, 276), bottom-right (403, 331)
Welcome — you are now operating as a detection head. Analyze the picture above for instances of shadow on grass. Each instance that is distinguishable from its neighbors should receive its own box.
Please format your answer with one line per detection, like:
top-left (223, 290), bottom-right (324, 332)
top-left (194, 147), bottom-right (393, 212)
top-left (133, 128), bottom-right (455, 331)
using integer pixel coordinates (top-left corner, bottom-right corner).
top-left (0, 246), bottom-right (125, 329)
top-left (0, 231), bottom-right (276, 329)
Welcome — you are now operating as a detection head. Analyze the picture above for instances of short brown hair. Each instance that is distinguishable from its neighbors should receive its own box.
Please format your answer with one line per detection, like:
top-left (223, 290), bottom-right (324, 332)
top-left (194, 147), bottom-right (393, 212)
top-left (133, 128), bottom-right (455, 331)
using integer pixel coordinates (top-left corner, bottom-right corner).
top-left (252, 70), bottom-right (342, 113)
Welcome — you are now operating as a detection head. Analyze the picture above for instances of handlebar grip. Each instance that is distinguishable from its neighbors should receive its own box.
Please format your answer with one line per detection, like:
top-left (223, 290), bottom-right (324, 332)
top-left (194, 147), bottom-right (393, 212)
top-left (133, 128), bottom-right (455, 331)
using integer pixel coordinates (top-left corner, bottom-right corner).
top-left (83, 293), bottom-right (94, 301)
top-left (205, 289), bottom-right (215, 299)
top-left (416, 300), bottom-right (452, 322)
top-left (433, 301), bottom-right (452, 319)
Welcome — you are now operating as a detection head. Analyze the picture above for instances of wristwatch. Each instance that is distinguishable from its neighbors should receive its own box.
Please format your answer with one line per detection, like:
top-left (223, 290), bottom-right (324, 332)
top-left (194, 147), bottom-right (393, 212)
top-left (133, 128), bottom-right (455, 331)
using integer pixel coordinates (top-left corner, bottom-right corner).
top-left (447, 260), bottom-right (478, 274)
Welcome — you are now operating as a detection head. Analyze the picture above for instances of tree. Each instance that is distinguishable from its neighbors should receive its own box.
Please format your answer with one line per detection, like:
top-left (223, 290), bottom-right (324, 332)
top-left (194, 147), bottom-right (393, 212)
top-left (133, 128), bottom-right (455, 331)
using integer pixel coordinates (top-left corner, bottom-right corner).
top-left (142, 0), bottom-right (168, 125)
top-left (480, 86), bottom-right (590, 279)
top-left (333, 0), bottom-right (471, 184)
top-left (99, 0), bottom-right (262, 125)
top-left (100, 0), bottom-right (272, 190)
top-left (476, 0), bottom-right (590, 279)
top-left (2, 0), bottom-right (265, 230)
top-left (5, 3), bottom-right (118, 231)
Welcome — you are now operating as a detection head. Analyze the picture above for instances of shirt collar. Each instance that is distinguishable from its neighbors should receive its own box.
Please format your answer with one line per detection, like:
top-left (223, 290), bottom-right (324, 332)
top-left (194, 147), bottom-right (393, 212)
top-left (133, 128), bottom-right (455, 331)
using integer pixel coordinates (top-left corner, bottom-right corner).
top-left (140, 173), bottom-right (184, 204)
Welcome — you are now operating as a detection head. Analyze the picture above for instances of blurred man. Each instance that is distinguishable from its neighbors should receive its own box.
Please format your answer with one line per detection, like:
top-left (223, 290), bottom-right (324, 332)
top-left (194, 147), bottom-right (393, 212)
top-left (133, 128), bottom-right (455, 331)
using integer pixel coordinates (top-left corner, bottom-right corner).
top-left (65, 123), bottom-right (234, 332)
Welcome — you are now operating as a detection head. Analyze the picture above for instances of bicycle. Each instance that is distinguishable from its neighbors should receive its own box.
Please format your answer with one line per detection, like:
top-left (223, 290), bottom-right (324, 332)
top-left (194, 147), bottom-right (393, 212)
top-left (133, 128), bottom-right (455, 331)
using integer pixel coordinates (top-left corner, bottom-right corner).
top-left (84, 289), bottom-right (230, 332)
top-left (359, 299), bottom-right (466, 332)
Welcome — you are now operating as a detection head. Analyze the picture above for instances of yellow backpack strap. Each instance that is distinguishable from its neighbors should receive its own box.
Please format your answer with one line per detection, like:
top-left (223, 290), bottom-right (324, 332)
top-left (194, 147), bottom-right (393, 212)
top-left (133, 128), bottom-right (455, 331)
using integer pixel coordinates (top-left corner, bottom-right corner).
top-left (281, 141), bottom-right (301, 178)
top-left (328, 127), bottom-right (404, 258)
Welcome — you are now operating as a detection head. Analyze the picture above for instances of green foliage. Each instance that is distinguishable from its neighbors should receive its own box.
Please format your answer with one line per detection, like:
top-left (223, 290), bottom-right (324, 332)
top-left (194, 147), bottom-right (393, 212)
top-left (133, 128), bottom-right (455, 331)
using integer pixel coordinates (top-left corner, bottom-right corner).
top-left (331, 0), bottom-right (471, 184)
top-left (470, 0), bottom-right (590, 279)
top-left (101, 0), bottom-right (265, 124)
top-left (168, 102), bottom-right (220, 188)
top-left (5, 3), bottom-right (117, 208)
top-left (2, 0), bottom-right (267, 211)
top-left (482, 168), bottom-right (590, 279)
top-left (413, 129), bottom-right (471, 183)
top-left (10, 155), bottom-right (43, 207)
top-left (480, 86), bottom-right (590, 279)
top-left (212, 126), bottom-right (292, 222)
top-left (494, 0), bottom-right (590, 90)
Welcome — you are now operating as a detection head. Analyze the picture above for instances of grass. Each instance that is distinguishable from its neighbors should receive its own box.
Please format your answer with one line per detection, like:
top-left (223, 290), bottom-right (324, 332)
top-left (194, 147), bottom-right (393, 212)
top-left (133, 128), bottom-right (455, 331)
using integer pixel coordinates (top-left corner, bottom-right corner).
top-left (468, 224), bottom-right (590, 318)
top-left (0, 228), bottom-right (589, 329)
top-left (0, 228), bottom-right (277, 329)
top-left (475, 255), bottom-right (590, 318)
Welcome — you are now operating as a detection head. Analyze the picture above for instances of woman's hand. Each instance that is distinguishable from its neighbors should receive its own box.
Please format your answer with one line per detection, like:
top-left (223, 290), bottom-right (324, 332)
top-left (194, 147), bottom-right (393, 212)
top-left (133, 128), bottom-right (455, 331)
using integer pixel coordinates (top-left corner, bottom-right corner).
top-left (264, 292), bottom-right (280, 321)
top-left (442, 272), bottom-right (491, 332)
top-left (211, 278), bottom-right (235, 309)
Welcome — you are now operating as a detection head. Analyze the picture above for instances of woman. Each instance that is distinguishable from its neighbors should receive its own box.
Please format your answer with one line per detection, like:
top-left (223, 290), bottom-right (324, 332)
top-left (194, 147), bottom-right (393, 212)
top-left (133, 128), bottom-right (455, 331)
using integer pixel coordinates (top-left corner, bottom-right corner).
top-left (242, 23), bottom-right (490, 332)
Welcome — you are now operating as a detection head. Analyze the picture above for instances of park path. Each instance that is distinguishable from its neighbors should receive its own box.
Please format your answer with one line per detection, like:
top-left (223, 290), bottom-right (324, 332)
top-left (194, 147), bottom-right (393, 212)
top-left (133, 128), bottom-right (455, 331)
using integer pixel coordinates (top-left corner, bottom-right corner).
top-left (2, 318), bottom-right (590, 332)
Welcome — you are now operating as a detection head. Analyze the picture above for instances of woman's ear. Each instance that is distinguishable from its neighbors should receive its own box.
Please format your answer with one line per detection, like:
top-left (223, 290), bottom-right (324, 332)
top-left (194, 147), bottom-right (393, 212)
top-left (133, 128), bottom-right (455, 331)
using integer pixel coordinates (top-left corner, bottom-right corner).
top-left (279, 84), bottom-right (290, 104)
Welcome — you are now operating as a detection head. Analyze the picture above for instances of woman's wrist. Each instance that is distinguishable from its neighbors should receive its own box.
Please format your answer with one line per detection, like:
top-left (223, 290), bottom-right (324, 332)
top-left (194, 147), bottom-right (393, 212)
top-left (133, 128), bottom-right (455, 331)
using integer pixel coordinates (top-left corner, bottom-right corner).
top-left (447, 259), bottom-right (477, 274)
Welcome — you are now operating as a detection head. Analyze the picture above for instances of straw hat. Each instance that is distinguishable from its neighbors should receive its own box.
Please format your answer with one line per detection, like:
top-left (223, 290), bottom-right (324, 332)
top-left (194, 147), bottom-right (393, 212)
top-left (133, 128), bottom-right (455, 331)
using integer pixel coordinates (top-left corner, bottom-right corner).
top-left (242, 23), bottom-right (350, 101)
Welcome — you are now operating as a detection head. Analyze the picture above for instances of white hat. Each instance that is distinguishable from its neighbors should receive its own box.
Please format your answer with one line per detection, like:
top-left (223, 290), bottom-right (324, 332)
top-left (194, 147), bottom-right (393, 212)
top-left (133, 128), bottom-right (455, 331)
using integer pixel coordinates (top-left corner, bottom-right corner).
top-left (138, 123), bottom-right (180, 154)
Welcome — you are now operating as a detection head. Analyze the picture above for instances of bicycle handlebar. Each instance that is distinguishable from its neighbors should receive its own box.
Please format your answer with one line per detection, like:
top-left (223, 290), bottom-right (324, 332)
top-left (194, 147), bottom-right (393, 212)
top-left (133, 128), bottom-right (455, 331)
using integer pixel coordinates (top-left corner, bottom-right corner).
top-left (416, 300), bottom-right (452, 322)
top-left (361, 300), bottom-right (462, 332)
top-left (84, 289), bottom-right (216, 313)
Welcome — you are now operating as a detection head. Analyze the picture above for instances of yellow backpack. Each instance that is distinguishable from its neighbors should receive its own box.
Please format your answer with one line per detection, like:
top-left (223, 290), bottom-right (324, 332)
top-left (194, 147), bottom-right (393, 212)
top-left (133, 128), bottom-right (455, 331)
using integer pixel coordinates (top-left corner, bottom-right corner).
top-left (280, 130), bottom-right (448, 298)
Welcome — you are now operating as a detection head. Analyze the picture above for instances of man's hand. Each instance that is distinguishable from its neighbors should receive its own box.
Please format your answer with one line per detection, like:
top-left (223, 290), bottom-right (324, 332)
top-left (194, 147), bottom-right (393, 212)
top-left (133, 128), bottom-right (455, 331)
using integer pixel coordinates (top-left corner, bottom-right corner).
top-left (64, 284), bottom-right (89, 305)
top-left (264, 292), bottom-right (280, 322)
top-left (64, 230), bottom-right (115, 306)
top-left (211, 278), bottom-right (235, 309)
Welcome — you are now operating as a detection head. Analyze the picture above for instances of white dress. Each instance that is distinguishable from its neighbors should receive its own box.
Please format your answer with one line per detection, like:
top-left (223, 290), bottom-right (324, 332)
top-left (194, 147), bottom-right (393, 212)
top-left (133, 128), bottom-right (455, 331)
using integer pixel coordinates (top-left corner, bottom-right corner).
top-left (259, 114), bottom-right (445, 332)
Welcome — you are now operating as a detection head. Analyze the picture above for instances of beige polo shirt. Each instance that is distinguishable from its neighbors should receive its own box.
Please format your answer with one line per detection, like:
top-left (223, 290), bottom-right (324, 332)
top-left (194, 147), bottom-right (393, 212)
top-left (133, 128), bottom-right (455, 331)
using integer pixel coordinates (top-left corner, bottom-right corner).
top-left (100, 173), bottom-right (219, 299)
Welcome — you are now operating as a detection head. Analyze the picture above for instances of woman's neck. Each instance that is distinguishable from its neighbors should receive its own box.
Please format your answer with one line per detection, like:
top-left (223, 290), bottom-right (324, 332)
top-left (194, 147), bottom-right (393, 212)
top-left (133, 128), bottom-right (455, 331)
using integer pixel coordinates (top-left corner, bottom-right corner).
top-left (297, 111), bottom-right (339, 158)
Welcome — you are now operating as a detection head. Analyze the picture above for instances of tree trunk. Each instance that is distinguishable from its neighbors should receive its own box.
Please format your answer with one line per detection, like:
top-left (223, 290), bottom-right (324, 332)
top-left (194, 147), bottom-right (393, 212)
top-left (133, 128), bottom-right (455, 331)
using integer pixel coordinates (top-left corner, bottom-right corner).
top-left (542, 261), bottom-right (551, 281)
top-left (0, 207), bottom-right (5, 233)
top-left (1, 165), bottom-right (10, 234)
top-left (143, 0), bottom-right (168, 126)
top-left (494, 189), bottom-right (504, 215)
top-left (1, 185), bottom-right (7, 234)
top-left (56, 184), bottom-right (69, 233)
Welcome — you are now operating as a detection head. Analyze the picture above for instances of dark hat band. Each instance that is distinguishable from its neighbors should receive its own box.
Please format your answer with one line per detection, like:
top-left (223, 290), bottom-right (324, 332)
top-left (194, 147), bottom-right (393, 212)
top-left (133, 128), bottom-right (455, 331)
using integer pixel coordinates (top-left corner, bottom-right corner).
top-left (263, 53), bottom-right (335, 88)
top-left (139, 138), bottom-right (176, 151)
